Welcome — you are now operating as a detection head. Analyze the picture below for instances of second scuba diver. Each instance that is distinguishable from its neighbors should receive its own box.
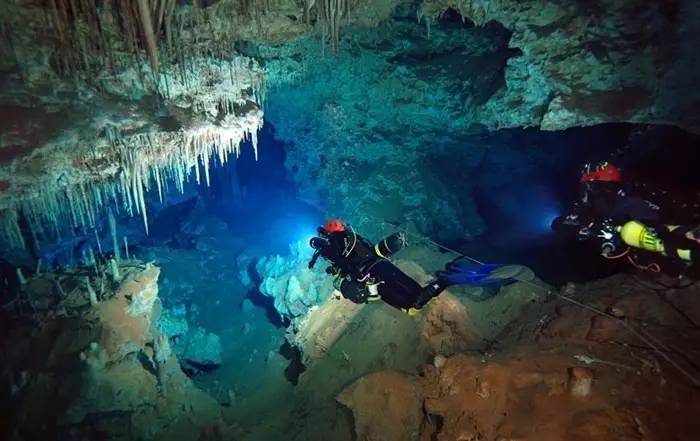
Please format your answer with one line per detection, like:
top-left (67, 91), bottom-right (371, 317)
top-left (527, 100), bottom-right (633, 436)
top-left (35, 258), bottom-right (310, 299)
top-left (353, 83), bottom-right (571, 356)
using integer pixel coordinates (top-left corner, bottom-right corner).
top-left (552, 161), bottom-right (700, 274)
top-left (308, 219), bottom-right (518, 314)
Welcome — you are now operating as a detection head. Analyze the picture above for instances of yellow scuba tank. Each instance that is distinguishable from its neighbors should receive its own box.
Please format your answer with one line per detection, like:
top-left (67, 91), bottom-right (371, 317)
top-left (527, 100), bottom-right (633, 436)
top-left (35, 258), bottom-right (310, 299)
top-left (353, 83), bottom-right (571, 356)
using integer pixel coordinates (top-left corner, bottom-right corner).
top-left (618, 221), bottom-right (692, 261)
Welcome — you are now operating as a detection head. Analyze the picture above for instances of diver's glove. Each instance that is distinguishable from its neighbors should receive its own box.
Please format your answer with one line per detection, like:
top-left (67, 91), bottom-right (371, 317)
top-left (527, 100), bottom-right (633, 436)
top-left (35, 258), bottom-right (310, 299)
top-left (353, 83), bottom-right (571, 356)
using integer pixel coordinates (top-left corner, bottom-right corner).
top-left (308, 237), bottom-right (329, 269)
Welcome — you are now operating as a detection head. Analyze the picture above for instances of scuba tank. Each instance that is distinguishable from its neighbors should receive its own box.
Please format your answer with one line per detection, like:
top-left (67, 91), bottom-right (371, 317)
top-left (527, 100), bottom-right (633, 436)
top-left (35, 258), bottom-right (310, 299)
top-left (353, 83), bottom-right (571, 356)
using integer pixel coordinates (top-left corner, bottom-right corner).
top-left (618, 221), bottom-right (692, 261)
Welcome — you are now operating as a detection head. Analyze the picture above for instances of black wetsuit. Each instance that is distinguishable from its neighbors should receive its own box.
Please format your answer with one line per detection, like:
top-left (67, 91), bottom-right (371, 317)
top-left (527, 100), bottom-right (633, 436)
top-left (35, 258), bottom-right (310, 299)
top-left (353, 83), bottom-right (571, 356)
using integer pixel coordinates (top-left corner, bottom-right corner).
top-left (309, 230), bottom-right (447, 310)
top-left (555, 180), bottom-right (700, 271)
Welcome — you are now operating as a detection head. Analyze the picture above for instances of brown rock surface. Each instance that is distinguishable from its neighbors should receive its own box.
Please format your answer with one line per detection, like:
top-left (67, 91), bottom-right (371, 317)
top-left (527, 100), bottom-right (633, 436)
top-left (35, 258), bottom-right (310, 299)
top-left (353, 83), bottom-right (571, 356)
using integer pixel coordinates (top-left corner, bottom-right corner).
top-left (335, 272), bottom-right (700, 441)
top-left (336, 370), bottom-right (424, 441)
top-left (420, 292), bottom-right (481, 356)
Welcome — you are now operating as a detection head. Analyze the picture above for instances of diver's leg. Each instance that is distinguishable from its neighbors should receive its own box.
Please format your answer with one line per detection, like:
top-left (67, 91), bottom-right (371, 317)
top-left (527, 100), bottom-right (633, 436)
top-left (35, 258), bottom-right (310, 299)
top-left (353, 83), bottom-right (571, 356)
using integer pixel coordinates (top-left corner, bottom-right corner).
top-left (367, 260), bottom-right (424, 309)
top-left (412, 279), bottom-right (453, 308)
top-left (339, 279), bottom-right (370, 304)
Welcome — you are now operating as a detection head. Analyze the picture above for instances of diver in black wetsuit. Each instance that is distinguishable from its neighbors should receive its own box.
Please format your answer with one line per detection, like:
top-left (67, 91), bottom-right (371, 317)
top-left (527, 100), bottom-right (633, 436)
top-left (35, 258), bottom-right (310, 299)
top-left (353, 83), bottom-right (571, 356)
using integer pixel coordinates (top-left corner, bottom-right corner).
top-left (308, 219), bottom-right (450, 314)
top-left (552, 161), bottom-right (700, 273)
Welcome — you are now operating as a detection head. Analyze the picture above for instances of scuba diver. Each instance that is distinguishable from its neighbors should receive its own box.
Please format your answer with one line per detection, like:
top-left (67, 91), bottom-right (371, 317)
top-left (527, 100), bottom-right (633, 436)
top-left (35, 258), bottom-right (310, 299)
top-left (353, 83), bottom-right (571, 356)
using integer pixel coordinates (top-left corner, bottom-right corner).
top-left (552, 161), bottom-right (700, 274)
top-left (308, 219), bottom-right (523, 314)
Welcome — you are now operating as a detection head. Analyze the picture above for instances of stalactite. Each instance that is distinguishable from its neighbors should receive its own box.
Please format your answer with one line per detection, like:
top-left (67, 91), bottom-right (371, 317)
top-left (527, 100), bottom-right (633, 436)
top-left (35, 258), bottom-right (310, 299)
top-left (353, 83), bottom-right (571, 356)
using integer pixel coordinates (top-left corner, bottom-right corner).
top-left (136, 172), bottom-right (149, 235)
top-left (124, 236), bottom-right (130, 259)
top-left (108, 210), bottom-right (120, 261)
top-left (0, 33), bottom-right (266, 250)
top-left (94, 228), bottom-right (103, 255)
top-left (154, 167), bottom-right (163, 202)
top-left (310, 0), bottom-right (351, 54)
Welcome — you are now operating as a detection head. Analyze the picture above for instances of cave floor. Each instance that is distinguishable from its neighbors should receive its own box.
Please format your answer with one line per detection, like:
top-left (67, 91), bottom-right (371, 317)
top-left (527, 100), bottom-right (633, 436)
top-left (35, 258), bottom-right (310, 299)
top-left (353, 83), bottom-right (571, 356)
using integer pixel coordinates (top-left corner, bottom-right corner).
top-left (145, 221), bottom-right (700, 440)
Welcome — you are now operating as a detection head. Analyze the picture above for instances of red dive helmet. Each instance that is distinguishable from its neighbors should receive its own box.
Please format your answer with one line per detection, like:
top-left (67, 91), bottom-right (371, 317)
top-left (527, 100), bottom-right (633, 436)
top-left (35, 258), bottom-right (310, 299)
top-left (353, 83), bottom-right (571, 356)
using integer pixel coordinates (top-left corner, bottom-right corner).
top-left (323, 218), bottom-right (346, 233)
top-left (580, 161), bottom-right (622, 183)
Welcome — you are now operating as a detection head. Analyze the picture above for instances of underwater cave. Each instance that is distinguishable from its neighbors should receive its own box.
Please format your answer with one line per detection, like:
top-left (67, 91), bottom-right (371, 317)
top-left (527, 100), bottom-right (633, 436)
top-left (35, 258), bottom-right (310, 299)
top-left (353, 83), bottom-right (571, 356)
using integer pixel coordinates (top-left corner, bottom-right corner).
top-left (1, 1), bottom-right (700, 440)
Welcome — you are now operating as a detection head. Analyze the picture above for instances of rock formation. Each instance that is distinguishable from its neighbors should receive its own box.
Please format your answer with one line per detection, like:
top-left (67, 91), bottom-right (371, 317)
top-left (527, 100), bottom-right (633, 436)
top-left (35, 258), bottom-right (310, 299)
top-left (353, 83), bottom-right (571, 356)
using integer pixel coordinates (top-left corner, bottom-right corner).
top-left (334, 272), bottom-right (700, 441)
top-left (3, 0), bottom-right (699, 252)
top-left (420, 0), bottom-right (700, 133)
top-left (0, 0), bottom-right (265, 251)
top-left (336, 371), bottom-right (424, 441)
top-left (253, 240), bottom-right (335, 319)
top-left (0, 259), bottom-right (239, 440)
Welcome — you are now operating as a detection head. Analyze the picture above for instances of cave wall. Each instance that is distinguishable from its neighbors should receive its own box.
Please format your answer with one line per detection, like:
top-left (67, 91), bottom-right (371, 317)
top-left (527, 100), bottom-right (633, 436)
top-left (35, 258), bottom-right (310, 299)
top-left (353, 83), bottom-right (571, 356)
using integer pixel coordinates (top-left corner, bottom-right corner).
top-left (1, 0), bottom-right (698, 252)
top-left (420, 0), bottom-right (700, 132)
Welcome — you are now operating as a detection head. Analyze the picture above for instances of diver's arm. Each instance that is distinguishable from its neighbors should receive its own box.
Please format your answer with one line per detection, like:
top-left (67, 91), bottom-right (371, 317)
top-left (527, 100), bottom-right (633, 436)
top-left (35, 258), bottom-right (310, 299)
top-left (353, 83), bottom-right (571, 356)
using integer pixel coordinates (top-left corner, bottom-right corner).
top-left (308, 250), bottom-right (321, 269)
top-left (308, 237), bottom-right (329, 269)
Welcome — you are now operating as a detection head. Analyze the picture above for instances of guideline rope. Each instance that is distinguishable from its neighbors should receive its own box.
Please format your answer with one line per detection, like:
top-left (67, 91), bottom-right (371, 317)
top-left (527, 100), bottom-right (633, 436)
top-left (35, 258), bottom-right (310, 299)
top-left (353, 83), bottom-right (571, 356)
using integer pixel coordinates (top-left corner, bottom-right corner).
top-left (367, 216), bottom-right (700, 388)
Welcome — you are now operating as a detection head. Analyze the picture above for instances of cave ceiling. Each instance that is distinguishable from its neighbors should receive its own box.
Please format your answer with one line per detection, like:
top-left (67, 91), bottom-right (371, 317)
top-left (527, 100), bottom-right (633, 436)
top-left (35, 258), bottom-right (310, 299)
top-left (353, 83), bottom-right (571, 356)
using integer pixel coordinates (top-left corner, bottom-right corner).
top-left (0, 0), bottom-right (698, 246)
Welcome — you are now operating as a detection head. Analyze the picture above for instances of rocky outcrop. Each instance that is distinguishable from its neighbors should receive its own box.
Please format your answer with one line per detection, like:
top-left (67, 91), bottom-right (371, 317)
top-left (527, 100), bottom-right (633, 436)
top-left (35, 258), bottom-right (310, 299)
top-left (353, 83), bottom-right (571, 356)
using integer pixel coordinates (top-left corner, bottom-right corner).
top-left (253, 240), bottom-right (335, 319)
top-left (0, 260), bottom-right (240, 440)
top-left (0, 1), bottom-right (265, 251)
top-left (289, 295), bottom-right (364, 364)
top-left (336, 371), bottom-right (424, 441)
top-left (175, 326), bottom-right (223, 372)
top-left (3, 0), bottom-right (698, 255)
top-left (256, 0), bottom-right (700, 241)
top-left (335, 273), bottom-right (700, 441)
top-left (421, 0), bottom-right (700, 133)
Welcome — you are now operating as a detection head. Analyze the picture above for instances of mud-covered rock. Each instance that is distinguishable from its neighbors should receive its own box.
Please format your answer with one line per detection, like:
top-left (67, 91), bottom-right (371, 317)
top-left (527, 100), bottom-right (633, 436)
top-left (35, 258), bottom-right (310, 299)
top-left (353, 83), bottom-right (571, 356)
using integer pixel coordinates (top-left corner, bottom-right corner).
top-left (337, 371), bottom-right (423, 441)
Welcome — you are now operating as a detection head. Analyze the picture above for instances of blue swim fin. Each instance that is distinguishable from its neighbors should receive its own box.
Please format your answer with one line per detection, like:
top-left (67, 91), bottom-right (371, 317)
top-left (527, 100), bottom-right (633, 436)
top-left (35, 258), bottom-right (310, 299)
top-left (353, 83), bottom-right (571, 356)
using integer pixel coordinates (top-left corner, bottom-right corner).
top-left (438, 262), bottom-right (515, 286)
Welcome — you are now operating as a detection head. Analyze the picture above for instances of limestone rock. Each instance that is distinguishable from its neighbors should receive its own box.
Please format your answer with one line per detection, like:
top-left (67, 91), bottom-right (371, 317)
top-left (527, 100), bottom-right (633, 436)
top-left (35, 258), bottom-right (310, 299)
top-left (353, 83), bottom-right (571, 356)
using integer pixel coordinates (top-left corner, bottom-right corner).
top-left (241, 298), bottom-right (255, 314)
top-left (422, 0), bottom-right (700, 133)
top-left (568, 367), bottom-right (594, 398)
top-left (0, 261), bottom-right (231, 440)
top-left (420, 292), bottom-right (481, 356)
top-left (122, 267), bottom-right (160, 317)
top-left (255, 241), bottom-right (334, 318)
top-left (175, 327), bottom-right (223, 371)
top-left (337, 371), bottom-right (423, 441)
top-left (96, 266), bottom-right (161, 360)
top-left (289, 296), bottom-right (364, 364)
top-left (157, 308), bottom-right (190, 338)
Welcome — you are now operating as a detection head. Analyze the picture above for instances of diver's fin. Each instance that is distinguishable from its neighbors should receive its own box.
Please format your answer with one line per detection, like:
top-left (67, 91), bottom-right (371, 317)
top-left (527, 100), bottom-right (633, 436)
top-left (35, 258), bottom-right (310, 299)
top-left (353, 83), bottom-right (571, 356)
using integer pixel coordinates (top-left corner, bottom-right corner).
top-left (439, 262), bottom-right (533, 286)
top-left (485, 265), bottom-right (535, 283)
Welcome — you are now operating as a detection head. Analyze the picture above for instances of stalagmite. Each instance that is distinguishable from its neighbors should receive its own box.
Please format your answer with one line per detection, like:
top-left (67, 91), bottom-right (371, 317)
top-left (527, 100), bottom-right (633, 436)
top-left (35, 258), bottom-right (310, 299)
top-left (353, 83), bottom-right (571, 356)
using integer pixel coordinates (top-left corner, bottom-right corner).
top-left (568, 367), bottom-right (593, 398)
top-left (16, 268), bottom-right (26, 285)
top-left (109, 258), bottom-right (121, 282)
top-left (154, 333), bottom-right (172, 389)
top-left (85, 278), bottom-right (98, 306)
